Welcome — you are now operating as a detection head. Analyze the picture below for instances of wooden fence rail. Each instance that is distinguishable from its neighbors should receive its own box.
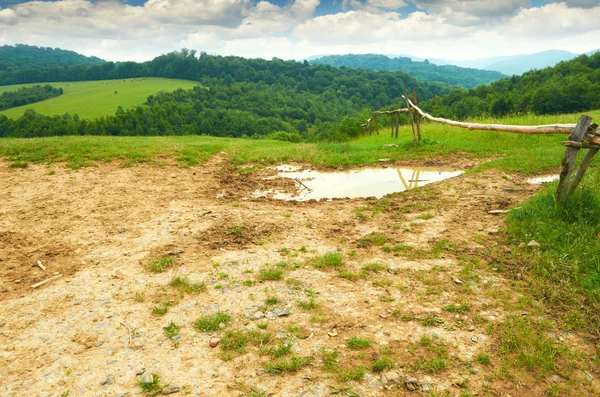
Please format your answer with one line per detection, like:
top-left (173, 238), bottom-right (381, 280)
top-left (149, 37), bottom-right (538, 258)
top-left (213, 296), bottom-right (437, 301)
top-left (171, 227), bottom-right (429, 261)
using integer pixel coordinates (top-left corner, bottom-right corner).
top-left (364, 94), bottom-right (598, 204)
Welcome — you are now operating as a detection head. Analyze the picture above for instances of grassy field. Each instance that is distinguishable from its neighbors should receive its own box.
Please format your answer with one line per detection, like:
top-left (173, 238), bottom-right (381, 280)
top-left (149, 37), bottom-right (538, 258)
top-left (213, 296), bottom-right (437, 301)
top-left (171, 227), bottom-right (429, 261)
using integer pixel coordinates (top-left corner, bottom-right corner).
top-left (0, 78), bottom-right (199, 119)
top-left (1, 109), bottom-right (599, 173)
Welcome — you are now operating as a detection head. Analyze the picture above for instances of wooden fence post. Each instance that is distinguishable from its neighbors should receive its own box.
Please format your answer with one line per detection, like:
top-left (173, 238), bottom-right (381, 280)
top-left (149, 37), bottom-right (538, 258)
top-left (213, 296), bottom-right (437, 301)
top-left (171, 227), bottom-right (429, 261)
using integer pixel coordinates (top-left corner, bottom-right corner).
top-left (412, 90), bottom-right (422, 142)
top-left (404, 92), bottom-right (416, 141)
top-left (556, 115), bottom-right (593, 204)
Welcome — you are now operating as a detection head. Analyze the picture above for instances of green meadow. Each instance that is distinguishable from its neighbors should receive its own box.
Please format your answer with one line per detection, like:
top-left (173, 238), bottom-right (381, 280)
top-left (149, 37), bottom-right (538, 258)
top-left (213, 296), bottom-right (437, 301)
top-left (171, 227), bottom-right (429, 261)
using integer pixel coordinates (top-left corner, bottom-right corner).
top-left (0, 78), bottom-right (199, 119)
top-left (1, 109), bottom-right (599, 174)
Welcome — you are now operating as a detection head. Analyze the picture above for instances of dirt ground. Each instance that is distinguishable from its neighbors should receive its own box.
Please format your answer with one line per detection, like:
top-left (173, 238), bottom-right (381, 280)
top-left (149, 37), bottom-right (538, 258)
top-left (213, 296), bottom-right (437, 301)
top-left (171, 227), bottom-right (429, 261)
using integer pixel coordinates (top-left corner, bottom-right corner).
top-left (0, 154), bottom-right (598, 397)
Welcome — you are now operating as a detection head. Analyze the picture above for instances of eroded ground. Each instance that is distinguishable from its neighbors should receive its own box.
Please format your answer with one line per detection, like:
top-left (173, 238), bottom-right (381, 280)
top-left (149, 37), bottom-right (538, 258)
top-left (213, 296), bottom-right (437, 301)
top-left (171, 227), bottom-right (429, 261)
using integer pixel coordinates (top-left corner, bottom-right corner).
top-left (0, 155), bottom-right (598, 397)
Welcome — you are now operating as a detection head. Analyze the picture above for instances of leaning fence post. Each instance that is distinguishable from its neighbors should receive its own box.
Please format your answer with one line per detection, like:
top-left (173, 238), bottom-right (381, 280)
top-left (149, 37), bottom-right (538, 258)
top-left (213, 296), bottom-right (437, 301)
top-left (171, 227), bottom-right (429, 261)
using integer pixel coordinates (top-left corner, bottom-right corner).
top-left (412, 90), bottom-right (422, 142)
top-left (404, 92), bottom-right (416, 141)
top-left (556, 115), bottom-right (593, 204)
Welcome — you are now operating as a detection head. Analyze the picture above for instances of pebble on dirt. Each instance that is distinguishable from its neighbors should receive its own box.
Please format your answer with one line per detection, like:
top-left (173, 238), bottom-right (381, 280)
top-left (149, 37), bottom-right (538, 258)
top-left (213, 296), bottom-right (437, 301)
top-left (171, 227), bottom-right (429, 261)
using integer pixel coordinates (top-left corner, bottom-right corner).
top-left (209, 337), bottom-right (221, 347)
top-left (162, 386), bottom-right (181, 394)
top-left (140, 373), bottom-right (153, 384)
top-left (528, 240), bottom-right (541, 247)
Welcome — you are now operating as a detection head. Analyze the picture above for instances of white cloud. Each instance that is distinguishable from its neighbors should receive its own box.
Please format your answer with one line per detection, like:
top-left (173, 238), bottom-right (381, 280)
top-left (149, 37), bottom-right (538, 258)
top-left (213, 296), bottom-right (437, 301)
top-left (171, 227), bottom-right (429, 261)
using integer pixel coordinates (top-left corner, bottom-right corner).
top-left (0, 0), bottom-right (598, 63)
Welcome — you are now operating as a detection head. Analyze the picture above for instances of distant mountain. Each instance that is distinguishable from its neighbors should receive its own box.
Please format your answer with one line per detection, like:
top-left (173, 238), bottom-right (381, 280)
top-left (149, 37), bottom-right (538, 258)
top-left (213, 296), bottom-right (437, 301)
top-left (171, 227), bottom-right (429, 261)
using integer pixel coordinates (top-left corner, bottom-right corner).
top-left (0, 44), bottom-right (105, 71)
top-left (310, 54), bottom-right (506, 89)
top-left (384, 49), bottom-right (600, 76)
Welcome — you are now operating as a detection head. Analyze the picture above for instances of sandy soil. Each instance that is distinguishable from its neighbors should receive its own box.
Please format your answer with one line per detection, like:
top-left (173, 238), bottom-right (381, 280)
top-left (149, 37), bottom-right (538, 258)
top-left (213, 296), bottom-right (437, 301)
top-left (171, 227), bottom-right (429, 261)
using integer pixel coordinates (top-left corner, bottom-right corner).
top-left (0, 154), bottom-right (598, 397)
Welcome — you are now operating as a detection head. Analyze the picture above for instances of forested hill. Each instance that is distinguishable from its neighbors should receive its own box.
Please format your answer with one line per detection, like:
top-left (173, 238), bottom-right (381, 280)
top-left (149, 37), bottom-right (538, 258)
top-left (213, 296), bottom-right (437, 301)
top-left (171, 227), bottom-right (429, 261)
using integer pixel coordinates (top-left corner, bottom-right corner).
top-left (310, 54), bottom-right (506, 89)
top-left (0, 50), bottom-right (453, 140)
top-left (0, 44), bottom-right (105, 72)
top-left (424, 52), bottom-right (600, 120)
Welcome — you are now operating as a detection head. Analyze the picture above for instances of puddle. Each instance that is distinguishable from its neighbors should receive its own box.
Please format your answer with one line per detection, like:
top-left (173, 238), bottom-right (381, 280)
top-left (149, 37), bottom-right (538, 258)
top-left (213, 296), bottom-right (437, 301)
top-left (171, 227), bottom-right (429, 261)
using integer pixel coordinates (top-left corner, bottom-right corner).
top-left (255, 166), bottom-right (464, 201)
top-left (527, 175), bottom-right (559, 184)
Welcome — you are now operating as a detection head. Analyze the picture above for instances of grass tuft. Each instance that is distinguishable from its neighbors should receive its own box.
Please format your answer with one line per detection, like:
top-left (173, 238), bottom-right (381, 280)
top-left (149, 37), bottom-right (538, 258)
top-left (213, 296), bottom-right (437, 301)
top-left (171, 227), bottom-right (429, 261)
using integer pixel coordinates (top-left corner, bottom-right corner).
top-left (313, 252), bottom-right (343, 269)
top-left (347, 336), bottom-right (372, 350)
top-left (148, 256), bottom-right (174, 273)
top-left (193, 312), bottom-right (231, 332)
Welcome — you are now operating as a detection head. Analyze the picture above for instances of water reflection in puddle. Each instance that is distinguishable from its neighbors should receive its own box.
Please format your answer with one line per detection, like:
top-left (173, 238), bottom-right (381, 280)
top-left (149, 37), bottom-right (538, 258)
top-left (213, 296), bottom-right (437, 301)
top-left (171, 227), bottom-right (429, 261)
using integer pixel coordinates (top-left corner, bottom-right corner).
top-left (255, 166), bottom-right (464, 201)
top-left (527, 175), bottom-right (560, 185)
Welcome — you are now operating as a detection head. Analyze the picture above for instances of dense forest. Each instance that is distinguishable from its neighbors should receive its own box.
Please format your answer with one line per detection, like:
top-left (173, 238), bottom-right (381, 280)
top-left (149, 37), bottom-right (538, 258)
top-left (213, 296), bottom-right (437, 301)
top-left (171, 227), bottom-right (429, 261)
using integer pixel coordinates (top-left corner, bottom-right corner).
top-left (0, 44), bottom-right (105, 73)
top-left (0, 49), bottom-right (453, 140)
top-left (0, 85), bottom-right (63, 111)
top-left (425, 52), bottom-right (600, 119)
top-left (311, 54), bottom-right (506, 88)
top-left (2, 48), bottom-right (600, 140)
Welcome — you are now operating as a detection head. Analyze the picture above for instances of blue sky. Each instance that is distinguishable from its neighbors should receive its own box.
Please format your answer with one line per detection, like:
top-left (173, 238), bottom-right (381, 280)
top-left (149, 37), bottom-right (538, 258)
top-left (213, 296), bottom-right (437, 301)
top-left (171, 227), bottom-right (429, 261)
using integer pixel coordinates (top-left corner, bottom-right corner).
top-left (0, 1), bottom-right (598, 61)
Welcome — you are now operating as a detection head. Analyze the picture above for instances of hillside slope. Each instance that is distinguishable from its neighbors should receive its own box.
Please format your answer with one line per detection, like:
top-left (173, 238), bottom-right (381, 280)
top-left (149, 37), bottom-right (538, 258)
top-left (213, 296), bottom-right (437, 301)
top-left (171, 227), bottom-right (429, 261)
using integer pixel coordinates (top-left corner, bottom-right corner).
top-left (425, 52), bottom-right (600, 119)
top-left (0, 44), bottom-right (105, 71)
top-left (310, 54), bottom-right (506, 88)
top-left (0, 78), bottom-right (199, 120)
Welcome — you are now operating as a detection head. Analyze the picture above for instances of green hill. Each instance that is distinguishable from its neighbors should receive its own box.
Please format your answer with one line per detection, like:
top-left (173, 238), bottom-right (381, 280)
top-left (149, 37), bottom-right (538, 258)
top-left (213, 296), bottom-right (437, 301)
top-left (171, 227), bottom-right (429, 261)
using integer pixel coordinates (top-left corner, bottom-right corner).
top-left (0, 44), bottom-right (105, 71)
top-left (0, 78), bottom-right (199, 119)
top-left (425, 52), bottom-right (600, 119)
top-left (310, 54), bottom-right (506, 88)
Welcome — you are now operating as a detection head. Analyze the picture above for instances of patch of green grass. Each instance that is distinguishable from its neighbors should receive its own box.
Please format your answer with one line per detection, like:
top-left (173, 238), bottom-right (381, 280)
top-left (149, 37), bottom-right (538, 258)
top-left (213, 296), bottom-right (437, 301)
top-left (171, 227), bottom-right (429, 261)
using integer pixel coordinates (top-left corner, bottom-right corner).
top-left (230, 226), bottom-right (244, 236)
top-left (507, 178), bottom-right (600, 334)
top-left (337, 269), bottom-right (366, 280)
top-left (313, 252), bottom-right (343, 269)
top-left (163, 321), bottom-right (181, 339)
top-left (193, 312), bottom-right (232, 332)
top-left (298, 298), bottom-right (318, 310)
top-left (417, 213), bottom-right (435, 220)
top-left (151, 301), bottom-right (173, 316)
top-left (361, 263), bottom-right (386, 273)
top-left (442, 303), bottom-right (471, 314)
top-left (420, 314), bottom-right (444, 327)
top-left (263, 355), bottom-right (314, 374)
top-left (9, 161), bottom-right (28, 168)
top-left (372, 279), bottom-right (393, 287)
top-left (148, 256), bottom-right (174, 273)
top-left (347, 336), bottom-right (372, 350)
top-left (476, 353), bottom-right (491, 366)
top-left (382, 244), bottom-right (414, 254)
top-left (357, 234), bottom-right (390, 248)
top-left (0, 78), bottom-right (199, 120)
top-left (262, 341), bottom-right (292, 358)
top-left (258, 267), bottom-right (283, 281)
top-left (264, 296), bottom-right (280, 305)
top-left (220, 330), bottom-right (250, 353)
top-left (242, 279), bottom-right (256, 287)
top-left (137, 373), bottom-right (164, 395)
top-left (338, 366), bottom-right (366, 382)
top-left (170, 275), bottom-right (206, 294)
top-left (497, 314), bottom-right (565, 376)
top-left (371, 357), bottom-right (395, 372)
top-left (415, 357), bottom-right (447, 374)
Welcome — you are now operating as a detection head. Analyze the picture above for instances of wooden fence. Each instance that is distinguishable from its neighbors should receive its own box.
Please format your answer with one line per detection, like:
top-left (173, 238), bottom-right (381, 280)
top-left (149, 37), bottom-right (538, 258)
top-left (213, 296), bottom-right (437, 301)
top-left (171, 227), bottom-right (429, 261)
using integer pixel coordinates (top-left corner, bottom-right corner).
top-left (364, 93), bottom-right (598, 204)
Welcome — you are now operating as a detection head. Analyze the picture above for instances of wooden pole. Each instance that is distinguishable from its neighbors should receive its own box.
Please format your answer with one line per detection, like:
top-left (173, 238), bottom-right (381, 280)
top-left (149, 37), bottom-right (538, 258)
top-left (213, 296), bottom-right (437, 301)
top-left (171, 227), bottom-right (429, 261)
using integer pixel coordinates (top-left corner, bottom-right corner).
top-left (403, 96), bottom-right (578, 135)
top-left (395, 110), bottom-right (400, 138)
top-left (556, 115), bottom-right (593, 204)
top-left (569, 148), bottom-right (599, 195)
top-left (375, 113), bottom-right (379, 135)
top-left (390, 114), bottom-right (394, 137)
top-left (413, 90), bottom-right (422, 142)
top-left (404, 92), bottom-right (416, 140)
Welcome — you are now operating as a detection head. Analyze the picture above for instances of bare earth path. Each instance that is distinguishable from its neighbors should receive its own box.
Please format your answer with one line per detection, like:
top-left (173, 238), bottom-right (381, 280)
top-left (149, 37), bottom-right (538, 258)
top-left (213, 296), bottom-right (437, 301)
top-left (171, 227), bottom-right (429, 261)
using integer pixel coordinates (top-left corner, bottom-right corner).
top-left (0, 155), bottom-right (598, 397)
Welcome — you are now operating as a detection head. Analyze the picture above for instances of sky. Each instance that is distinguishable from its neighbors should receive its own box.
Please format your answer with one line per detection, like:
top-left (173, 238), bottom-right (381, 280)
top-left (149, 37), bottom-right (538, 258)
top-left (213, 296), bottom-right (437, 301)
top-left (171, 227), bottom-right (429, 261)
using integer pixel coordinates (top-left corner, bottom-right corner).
top-left (0, 0), bottom-right (598, 62)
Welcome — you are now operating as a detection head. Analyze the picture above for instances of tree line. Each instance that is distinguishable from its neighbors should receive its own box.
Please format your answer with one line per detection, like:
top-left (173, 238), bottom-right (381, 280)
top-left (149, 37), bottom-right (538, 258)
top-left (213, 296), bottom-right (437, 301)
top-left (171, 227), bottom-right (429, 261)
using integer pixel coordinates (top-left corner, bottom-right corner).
top-left (311, 54), bottom-right (506, 89)
top-left (0, 85), bottom-right (63, 111)
top-left (423, 52), bottom-right (600, 119)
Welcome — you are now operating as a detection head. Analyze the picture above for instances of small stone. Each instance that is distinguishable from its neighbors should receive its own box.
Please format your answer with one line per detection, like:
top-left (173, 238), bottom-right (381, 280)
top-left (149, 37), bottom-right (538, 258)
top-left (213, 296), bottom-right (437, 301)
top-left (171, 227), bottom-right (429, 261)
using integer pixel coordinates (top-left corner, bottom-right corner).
top-left (117, 227), bottom-right (127, 233)
top-left (551, 375), bottom-right (564, 383)
top-left (488, 228), bottom-right (499, 235)
top-left (515, 273), bottom-right (522, 280)
top-left (252, 311), bottom-right (264, 320)
top-left (162, 386), bottom-right (181, 395)
top-left (327, 331), bottom-right (338, 337)
top-left (471, 336), bottom-right (479, 343)
top-left (384, 370), bottom-right (400, 383)
top-left (95, 341), bottom-right (104, 347)
top-left (422, 384), bottom-right (431, 392)
top-left (432, 331), bottom-right (440, 339)
top-left (405, 376), bottom-right (419, 392)
top-left (528, 240), bottom-right (541, 248)
top-left (140, 373), bottom-right (153, 384)
top-left (116, 392), bottom-right (129, 397)
top-left (273, 308), bottom-right (291, 317)
top-left (209, 337), bottom-right (221, 347)
top-left (173, 248), bottom-right (184, 255)
top-left (470, 367), bottom-right (479, 374)
top-left (378, 158), bottom-right (391, 162)
top-left (135, 368), bottom-right (146, 376)
top-left (583, 371), bottom-right (593, 383)
top-left (454, 278), bottom-right (464, 285)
